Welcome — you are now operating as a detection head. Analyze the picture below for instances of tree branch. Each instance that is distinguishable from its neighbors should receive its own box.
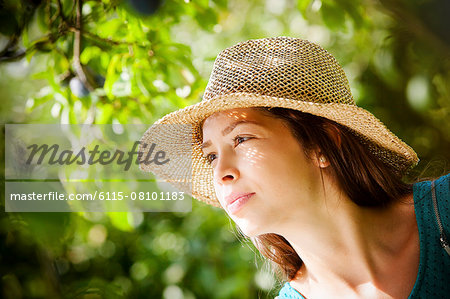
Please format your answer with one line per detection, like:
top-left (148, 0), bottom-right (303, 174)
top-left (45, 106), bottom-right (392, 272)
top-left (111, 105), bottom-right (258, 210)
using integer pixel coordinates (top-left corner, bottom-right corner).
top-left (72, 0), bottom-right (95, 91)
top-left (56, 0), bottom-right (65, 19)
top-left (67, 26), bottom-right (143, 48)
top-left (0, 37), bottom-right (19, 58)
top-left (0, 49), bottom-right (26, 62)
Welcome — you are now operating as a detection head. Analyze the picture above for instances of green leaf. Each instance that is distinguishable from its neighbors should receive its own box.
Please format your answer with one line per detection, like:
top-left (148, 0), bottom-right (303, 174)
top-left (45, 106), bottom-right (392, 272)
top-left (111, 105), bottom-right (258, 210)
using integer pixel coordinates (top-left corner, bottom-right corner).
top-left (62, 0), bottom-right (75, 16)
top-left (95, 103), bottom-right (113, 124)
top-left (212, 0), bottom-right (228, 9)
top-left (195, 7), bottom-right (218, 31)
top-left (320, 1), bottom-right (347, 31)
top-left (97, 18), bottom-right (126, 39)
top-left (297, 0), bottom-right (312, 16)
top-left (31, 86), bottom-right (54, 108)
top-left (165, 64), bottom-right (186, 87)
top-left (25, 48), bottom-right (38, 62)
top-left (335, 0), bottom-right (365, 28)
top-left (31, 37), bottom-right (54, 52)
top-left (36, 3), bottom-right (48, 33)
top-left (80, 46), bottom-right (102, 65)
top-left (104, 54), bottom-right (122, 99)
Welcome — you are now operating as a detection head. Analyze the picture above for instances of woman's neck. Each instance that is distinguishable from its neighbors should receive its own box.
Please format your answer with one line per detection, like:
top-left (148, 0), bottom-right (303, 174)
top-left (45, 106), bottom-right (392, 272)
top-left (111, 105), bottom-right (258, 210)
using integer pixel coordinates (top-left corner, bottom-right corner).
top-left (280, 185), bottom-right (419, 298)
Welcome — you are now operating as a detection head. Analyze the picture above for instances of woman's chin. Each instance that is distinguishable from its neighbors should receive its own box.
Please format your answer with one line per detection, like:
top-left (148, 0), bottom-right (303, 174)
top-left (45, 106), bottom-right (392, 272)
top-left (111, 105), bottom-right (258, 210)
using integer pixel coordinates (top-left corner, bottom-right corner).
top-left (235, 221), bottom-right (266, 238)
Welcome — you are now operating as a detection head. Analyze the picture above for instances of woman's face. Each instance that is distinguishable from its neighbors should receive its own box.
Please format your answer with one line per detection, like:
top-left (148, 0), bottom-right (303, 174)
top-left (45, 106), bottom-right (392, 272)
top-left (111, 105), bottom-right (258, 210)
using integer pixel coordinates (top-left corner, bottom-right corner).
top-left (201, 108), bottom-right (325, 237)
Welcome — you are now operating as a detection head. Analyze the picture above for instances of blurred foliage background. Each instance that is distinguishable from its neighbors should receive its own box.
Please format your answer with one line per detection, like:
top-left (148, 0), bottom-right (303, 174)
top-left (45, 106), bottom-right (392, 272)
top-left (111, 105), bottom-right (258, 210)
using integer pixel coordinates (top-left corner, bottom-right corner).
top-left (1, 0), bottom-right (449, 298)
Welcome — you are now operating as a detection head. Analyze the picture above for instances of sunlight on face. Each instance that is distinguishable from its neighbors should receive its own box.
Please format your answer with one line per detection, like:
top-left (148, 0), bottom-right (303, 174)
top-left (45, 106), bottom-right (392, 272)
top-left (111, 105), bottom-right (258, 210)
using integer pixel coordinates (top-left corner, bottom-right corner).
top-left (201, 108), bottom-right (324, 237)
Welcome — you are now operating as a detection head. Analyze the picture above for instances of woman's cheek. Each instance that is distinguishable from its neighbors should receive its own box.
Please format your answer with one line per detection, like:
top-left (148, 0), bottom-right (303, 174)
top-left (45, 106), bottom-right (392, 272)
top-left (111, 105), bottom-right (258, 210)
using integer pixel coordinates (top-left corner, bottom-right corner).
top-left (213, 185), bottom-right (226, 207)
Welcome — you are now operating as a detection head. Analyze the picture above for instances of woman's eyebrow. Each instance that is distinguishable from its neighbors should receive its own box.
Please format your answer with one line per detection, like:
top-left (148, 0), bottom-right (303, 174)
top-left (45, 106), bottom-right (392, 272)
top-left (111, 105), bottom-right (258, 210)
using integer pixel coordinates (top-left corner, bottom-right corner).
top-left (201, 120), bottom-right (261, 150)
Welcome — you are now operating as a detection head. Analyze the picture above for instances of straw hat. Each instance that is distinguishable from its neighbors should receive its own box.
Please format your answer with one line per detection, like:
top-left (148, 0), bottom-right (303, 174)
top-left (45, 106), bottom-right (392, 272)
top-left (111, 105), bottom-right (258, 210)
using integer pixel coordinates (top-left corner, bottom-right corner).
top-left (139, 36), bottom-right (419, 208)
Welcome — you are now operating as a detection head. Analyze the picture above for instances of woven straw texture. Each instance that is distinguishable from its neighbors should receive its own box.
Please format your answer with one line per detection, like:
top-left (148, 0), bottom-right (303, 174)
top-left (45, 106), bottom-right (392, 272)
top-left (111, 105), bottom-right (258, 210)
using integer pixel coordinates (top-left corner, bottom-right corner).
top-left (140, 37), bottom-right (419, 208)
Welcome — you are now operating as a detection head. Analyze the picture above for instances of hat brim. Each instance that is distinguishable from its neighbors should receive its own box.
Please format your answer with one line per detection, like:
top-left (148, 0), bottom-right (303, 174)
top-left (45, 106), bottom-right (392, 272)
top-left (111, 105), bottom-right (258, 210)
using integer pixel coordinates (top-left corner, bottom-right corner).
top-left (139, 92), bottom-right (419, 208)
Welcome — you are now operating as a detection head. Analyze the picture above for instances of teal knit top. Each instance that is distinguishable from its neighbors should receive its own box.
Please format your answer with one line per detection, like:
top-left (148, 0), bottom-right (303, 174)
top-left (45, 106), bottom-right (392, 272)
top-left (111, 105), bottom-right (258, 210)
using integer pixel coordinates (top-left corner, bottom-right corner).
top-left (277, 173), bottom-right (450, 299)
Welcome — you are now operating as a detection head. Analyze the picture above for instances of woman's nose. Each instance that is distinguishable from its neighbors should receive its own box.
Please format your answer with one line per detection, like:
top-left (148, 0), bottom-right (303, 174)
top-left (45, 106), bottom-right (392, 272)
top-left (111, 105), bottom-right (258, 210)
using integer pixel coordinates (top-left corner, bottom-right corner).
top-left (213, 154), bottom-right (240, 185)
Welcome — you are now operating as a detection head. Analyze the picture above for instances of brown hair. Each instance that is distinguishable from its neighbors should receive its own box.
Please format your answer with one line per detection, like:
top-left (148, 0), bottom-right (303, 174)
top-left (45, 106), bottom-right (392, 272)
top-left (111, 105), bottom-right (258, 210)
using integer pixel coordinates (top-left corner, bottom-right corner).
top-left (248, 107), bottom-right (414, 281)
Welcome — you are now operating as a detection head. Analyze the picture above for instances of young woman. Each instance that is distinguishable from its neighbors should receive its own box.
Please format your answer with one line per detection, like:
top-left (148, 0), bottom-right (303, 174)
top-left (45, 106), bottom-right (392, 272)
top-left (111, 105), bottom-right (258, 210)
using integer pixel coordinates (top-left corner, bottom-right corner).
top-left (140, 37), bottom-right (450, 298)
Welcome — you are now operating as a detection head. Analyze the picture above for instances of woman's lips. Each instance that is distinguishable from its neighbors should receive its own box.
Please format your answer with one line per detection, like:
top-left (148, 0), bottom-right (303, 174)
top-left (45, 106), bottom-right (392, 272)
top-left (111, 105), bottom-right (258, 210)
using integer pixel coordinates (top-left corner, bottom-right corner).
top-left (226, 193), bottom-right (255, 214)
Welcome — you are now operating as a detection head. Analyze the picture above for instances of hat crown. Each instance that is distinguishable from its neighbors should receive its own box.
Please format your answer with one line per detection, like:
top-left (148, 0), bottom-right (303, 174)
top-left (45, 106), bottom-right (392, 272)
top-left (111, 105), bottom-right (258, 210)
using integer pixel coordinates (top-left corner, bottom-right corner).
top-left (203, 37), bottom-right (354, 105)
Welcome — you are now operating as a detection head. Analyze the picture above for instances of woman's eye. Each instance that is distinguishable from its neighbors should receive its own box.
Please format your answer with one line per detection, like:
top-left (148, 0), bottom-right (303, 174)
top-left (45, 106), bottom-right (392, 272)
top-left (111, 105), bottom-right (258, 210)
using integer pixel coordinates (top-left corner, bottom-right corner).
top-left (203, 136), bottom-right (252, 164)
top-left (234, 136), bottom-right (252, 146)
top-left (205, 153), bottom-right (217, 164)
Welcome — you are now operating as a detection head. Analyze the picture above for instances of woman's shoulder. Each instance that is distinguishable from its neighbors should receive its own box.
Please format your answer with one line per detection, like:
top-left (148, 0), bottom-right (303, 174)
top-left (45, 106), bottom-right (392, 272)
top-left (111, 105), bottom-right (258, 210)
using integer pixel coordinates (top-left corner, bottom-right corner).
top-left (412, 172), bottom-right (449, 235)
top-left (408, 172), bottom-right (450, 298)
top-left (435, 172), bottom-right (450, 190)
top-left (276, 282), bottom-right (306, 299)
top-left (412, 172), bottom-right (450, 204)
